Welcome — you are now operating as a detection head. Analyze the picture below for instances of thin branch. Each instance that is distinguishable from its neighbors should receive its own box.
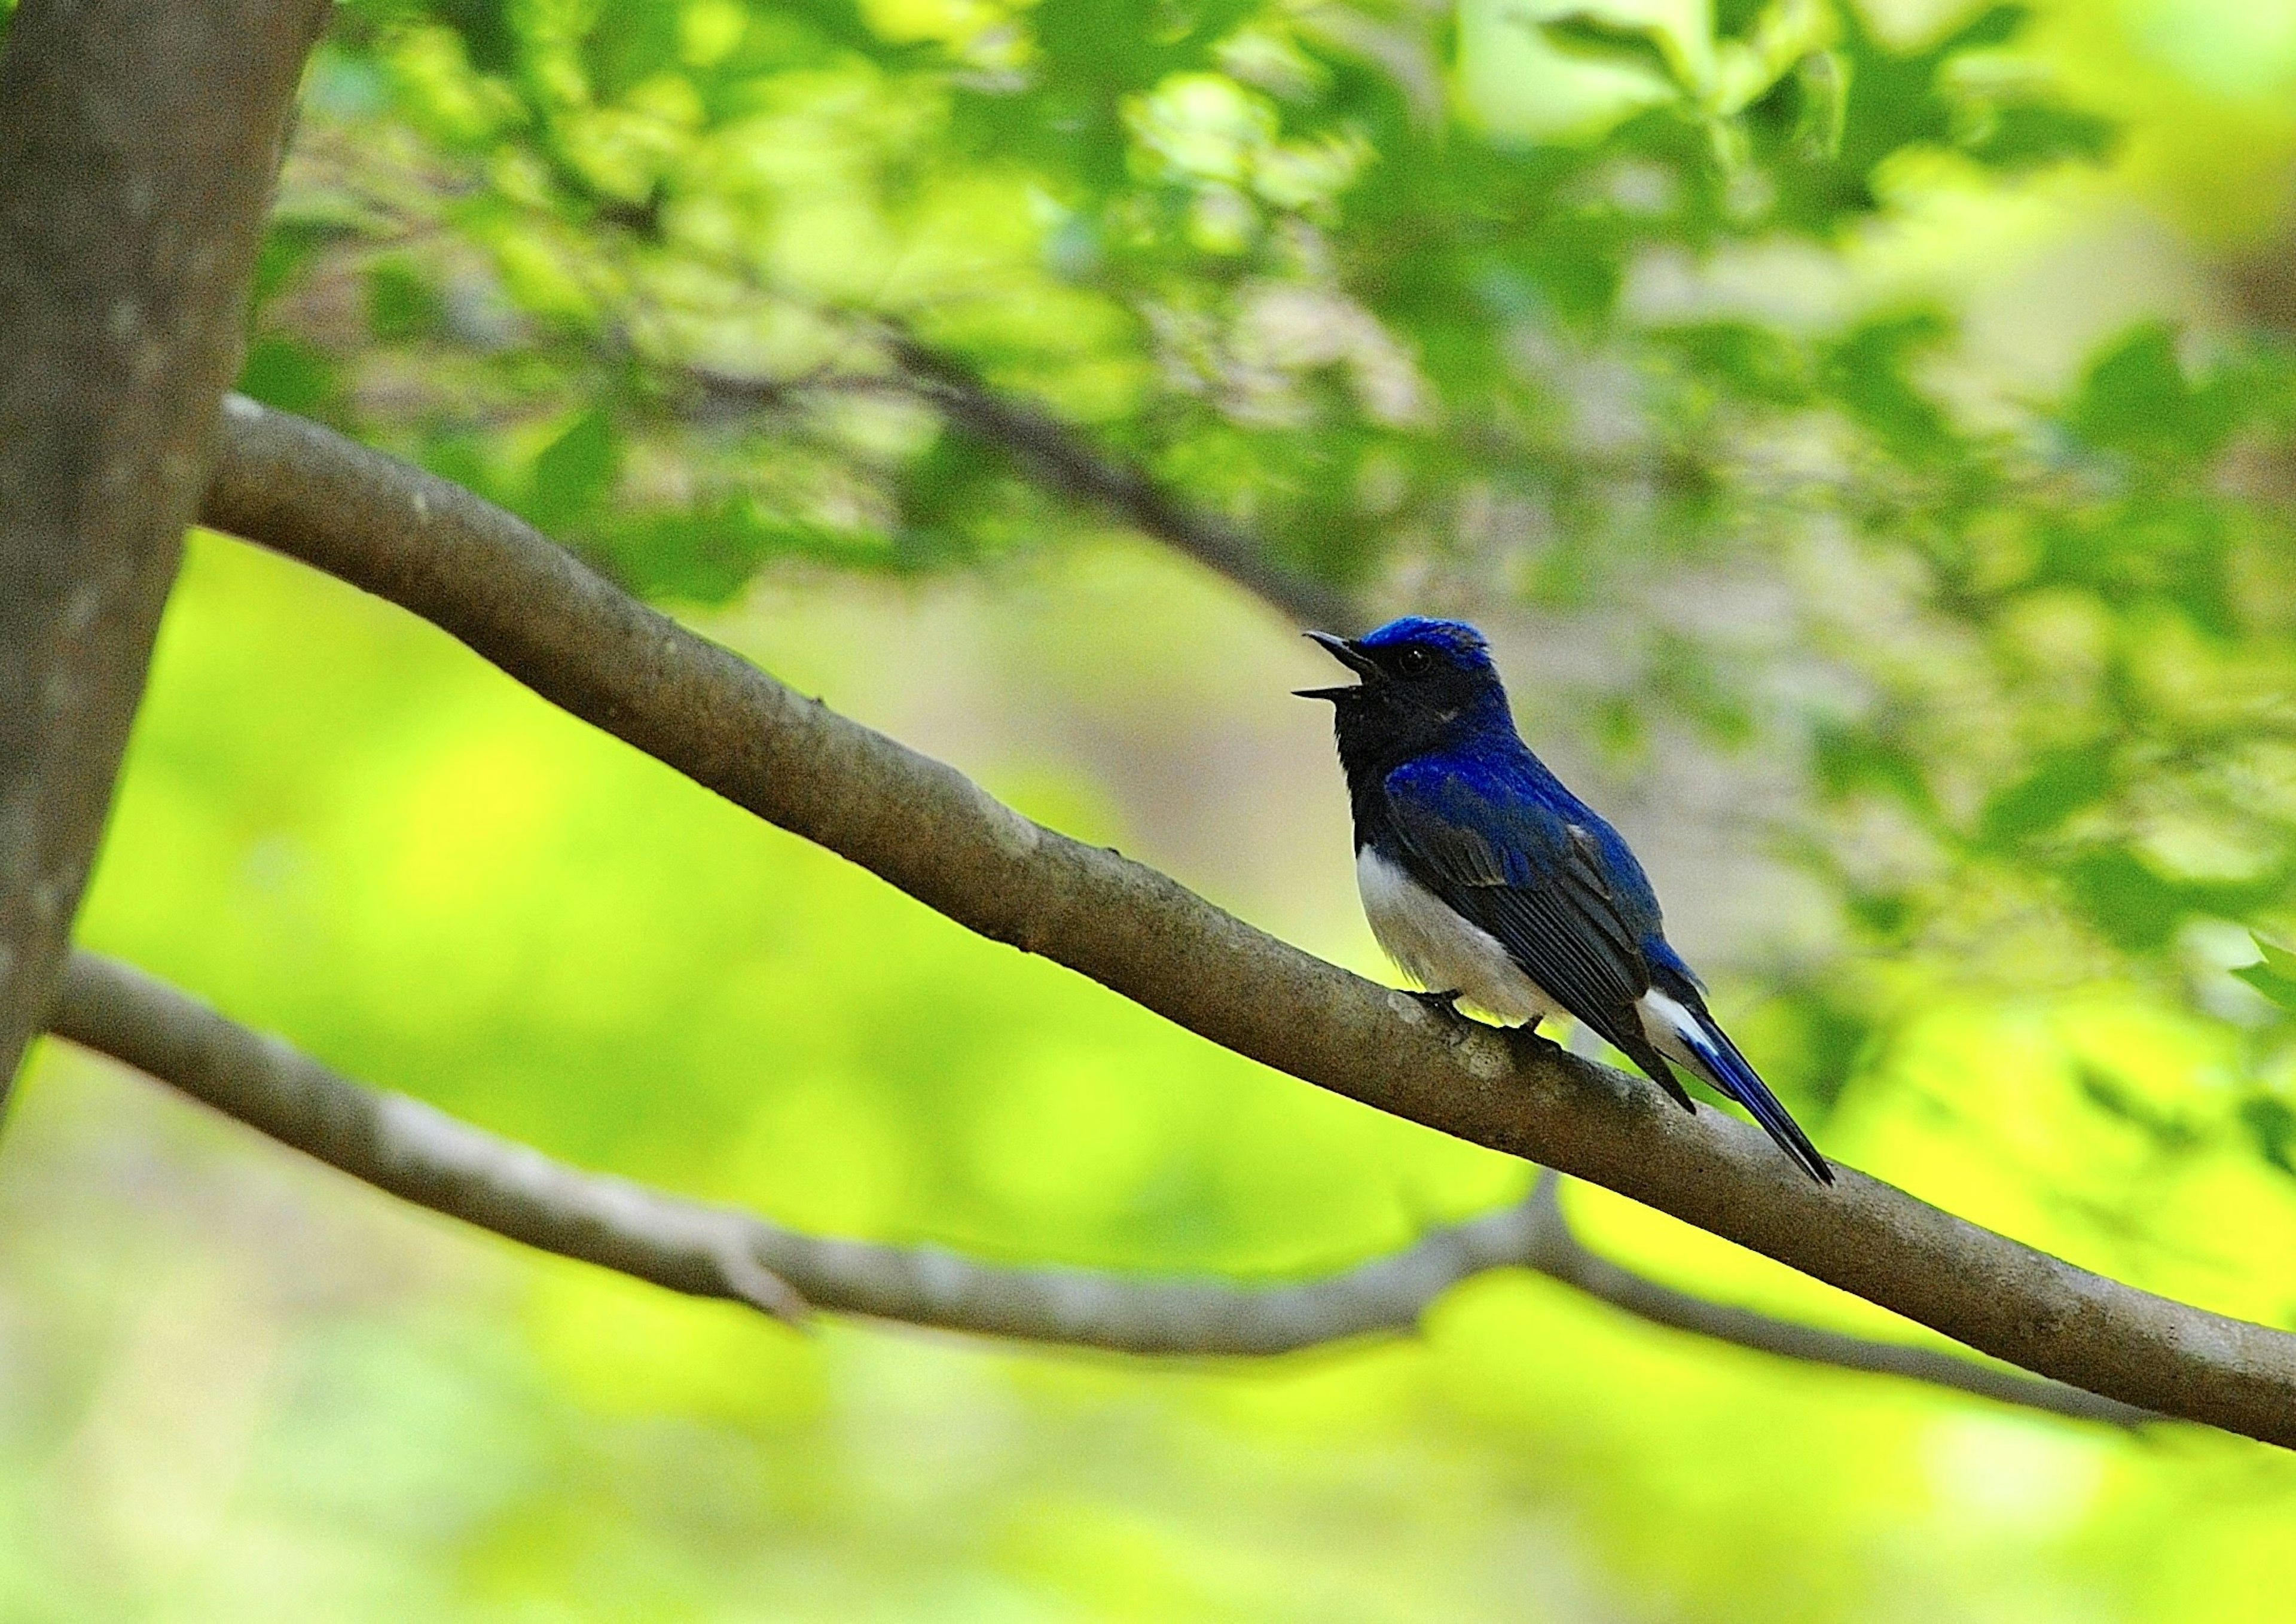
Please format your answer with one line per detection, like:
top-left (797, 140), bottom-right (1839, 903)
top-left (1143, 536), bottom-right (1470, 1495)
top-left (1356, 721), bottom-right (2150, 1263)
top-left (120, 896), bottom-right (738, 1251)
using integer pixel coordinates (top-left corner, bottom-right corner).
top-left (877, 330), bottom-right (1364, 632)
top-left (1515, 1175), bottom-right (2145, 1420)
top-left (0, 0), bottom-right (328, 1103)
top-left (46, 953), bottom-right (2150, 1422)
top-left (35, 951), bottom-right (1610, 1353)
top-left (687, 332), bottom-right (1360, 630)
top-left (198, 397), bottom-right (2296, 1446)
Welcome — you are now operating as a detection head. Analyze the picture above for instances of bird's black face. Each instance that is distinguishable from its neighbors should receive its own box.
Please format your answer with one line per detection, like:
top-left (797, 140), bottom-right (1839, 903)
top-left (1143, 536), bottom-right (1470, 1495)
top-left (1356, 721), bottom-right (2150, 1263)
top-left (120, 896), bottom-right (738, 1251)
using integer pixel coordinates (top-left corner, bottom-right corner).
top-left (1298, 618), bottom-right (1510, 780)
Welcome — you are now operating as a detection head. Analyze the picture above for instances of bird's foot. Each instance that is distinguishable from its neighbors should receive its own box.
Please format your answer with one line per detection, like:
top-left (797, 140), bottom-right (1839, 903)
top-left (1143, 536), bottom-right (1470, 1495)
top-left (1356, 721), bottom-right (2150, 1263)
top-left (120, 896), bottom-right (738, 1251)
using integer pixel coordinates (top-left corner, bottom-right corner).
top-left (1409, 988), bottom-right (1465, 1020)
top-left (1504, 1019), bottom-right (1564, 1061)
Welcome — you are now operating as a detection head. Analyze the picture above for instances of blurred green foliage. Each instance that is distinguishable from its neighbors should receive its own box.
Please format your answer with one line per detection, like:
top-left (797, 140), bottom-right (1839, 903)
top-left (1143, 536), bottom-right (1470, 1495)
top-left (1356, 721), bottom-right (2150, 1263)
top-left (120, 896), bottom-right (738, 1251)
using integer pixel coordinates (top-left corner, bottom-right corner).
top-left (18, 532), bottom-right (2296, 1620)
top-left (10, 0), bottom-right (2296, 1613)
top-left (240, 0), bottom-right (2296, 1160)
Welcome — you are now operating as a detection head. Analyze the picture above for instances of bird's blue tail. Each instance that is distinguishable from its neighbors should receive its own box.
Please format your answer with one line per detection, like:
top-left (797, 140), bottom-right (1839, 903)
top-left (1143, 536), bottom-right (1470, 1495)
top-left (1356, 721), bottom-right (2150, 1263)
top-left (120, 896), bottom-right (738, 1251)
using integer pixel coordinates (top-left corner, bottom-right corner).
top-left (1677, 1009), bottom-right (1833, 1186)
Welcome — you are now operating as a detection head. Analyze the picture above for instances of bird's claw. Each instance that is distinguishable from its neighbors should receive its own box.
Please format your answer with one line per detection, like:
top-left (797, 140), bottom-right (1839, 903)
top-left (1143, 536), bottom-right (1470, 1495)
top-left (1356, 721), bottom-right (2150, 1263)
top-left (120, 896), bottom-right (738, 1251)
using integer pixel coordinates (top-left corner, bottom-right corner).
top-left (1409, 988), bottom-right (1465, 1020)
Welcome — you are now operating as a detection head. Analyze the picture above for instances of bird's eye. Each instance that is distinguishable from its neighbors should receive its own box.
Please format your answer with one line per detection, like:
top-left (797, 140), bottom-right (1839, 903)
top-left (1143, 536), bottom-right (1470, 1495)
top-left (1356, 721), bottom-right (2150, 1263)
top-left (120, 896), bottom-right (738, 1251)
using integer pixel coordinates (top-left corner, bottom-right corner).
top-left (1394, 646), bottom-right (1432, 677)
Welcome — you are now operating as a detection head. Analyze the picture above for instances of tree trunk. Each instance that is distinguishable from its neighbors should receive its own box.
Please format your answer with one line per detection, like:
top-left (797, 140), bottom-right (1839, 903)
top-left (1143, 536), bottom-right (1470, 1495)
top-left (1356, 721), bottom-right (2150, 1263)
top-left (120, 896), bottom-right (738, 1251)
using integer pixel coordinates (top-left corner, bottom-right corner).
top-left (0, 0), bottom-right (331, 1103)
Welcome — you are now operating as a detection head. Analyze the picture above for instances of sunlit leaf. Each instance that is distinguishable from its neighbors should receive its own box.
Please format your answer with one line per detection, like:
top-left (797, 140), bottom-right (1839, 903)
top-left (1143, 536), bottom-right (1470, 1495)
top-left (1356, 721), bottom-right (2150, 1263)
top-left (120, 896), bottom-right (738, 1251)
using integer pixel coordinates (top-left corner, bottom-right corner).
top-left (2236, 939), bottom-right (2296, 1014)
top-left (1792, 50), bottom-right (1848, 160)
top-left (2234, 962), bottom-right (2296, 1013)
top-left (1535, 13), bottom-right (1693, 94)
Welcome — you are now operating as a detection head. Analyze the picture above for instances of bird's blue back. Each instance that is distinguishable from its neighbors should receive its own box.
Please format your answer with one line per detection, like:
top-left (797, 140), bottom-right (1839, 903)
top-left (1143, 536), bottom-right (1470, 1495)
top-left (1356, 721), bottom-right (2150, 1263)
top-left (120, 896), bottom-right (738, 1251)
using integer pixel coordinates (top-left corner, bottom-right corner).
top-left (1376, 741), bottom-right (1667, 951)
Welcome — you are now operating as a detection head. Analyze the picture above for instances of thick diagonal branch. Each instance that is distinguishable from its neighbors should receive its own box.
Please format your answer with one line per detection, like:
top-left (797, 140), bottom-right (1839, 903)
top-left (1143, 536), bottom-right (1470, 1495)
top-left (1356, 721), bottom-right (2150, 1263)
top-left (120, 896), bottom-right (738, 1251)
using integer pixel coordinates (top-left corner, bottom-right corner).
top-left (0, 0), bottom-right (329, 1103)
top-left (46, 952), bottom-right (2149, 1422)
top-left (199, 398), bottom-right (2296, 1446)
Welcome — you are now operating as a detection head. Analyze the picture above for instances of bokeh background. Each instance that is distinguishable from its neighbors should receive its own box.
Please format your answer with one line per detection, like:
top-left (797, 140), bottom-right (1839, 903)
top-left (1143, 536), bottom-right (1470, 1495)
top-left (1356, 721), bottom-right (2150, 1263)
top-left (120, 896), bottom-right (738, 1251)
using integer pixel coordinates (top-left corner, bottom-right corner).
top-left (7, 0), bottom-right (2296, 1614)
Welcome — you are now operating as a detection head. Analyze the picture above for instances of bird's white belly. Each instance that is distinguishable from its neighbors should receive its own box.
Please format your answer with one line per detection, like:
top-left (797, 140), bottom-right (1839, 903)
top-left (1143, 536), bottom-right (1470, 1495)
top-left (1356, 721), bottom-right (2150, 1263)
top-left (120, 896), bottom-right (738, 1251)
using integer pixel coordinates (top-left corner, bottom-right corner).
top-left (1355, 847), bottom-right (1564, 1026)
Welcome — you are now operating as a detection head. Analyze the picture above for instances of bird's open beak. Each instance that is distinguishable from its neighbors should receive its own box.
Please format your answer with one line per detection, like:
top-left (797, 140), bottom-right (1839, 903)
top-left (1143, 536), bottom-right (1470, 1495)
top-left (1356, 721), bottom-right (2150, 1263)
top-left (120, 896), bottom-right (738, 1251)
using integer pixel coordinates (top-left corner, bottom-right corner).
top-left (1294, 630), bottom-right (1378, 700)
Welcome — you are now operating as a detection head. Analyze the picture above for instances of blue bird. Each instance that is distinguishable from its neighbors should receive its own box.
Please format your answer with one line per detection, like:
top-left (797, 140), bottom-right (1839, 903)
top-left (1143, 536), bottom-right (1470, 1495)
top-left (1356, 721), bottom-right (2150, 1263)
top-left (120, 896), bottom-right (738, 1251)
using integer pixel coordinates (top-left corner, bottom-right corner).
top-left (1300, 616), bottom-right (1832, 1185)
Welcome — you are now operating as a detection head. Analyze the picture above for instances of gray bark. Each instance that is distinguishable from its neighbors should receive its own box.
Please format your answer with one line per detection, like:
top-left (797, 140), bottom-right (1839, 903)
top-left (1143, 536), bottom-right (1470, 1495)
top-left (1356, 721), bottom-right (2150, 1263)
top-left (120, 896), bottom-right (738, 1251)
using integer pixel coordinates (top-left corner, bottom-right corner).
top-left (0, 0), bottom-right (331, 1100)
top-left (54, 950), bottom-right (2146, 1424)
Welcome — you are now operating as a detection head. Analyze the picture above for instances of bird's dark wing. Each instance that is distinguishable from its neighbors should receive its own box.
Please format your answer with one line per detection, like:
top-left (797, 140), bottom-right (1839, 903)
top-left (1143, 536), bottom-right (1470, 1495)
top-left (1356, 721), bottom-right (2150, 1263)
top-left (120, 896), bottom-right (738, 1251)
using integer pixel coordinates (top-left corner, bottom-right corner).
top-left (1382, 767), bottom-right (1693, 1109)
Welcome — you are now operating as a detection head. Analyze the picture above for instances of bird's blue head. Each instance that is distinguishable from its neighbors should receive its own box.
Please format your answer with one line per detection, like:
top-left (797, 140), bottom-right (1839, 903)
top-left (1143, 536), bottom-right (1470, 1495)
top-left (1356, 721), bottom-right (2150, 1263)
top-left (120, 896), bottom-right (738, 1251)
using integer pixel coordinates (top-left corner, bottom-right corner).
top-left (1299, 616), bottom-right (1513, 776)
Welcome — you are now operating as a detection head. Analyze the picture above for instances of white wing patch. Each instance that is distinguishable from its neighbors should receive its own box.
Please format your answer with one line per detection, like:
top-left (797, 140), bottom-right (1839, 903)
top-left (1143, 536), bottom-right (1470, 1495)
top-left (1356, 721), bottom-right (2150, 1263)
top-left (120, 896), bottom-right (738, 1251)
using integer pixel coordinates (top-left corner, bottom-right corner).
top-left (1637, 987), bottom-right (1720, 1087)
top-left (1355, 847), bottom-right (1564, 1026)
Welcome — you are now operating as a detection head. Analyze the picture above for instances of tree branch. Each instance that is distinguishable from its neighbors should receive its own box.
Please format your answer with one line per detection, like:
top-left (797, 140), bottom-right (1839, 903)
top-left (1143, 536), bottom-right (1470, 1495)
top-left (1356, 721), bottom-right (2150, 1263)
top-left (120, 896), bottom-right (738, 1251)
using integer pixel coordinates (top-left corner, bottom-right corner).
top-left (1512, 1174), bottom-right (2139, 1419)
top-left (46, 951), bottom-right (2149, 1422)
top-left (197, 397), bottom-right (2296, 1445)
top-left (0, 0), bottom-right (329, 1103)
top-left (878, 331), bottom-right (1363, 632)
top-left (688, 332), bottom-right (1359, 630)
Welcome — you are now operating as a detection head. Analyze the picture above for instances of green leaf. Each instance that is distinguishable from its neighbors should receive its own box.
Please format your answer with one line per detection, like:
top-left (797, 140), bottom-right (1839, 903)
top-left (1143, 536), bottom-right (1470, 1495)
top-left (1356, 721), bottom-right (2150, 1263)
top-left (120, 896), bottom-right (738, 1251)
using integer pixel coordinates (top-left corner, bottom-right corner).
top-left (1932, 3), bottom-right (2029, 56)
top-left (1976, 745), bottom-right (2111, 849)
top-left (2062, 847), bottom-right (2183, 953)
top-left (591, 502), bottom-right (881, 603)
top-left (2234, 939), bottom-right (2296, 1013)
top-left (1845, 887), bottom-right (1912, 941)
top-left (1536, 14), bottom-right (1692, 94)
top-left (430, 0), bottom-right (518, 73)
top-left (1712, 0), bottom-right (1769, 41)
top-left (251, 218), bottom-right (341, 309)
top-left (1791, 51), bottom-right (1848, 160)
top-left (2069, 323), bottom-right (2185, 446)
top-left (1961, 102), bottom-right (2116, 171)
top-left (1653, 322), bottom-right (1810, 405)
top-left (1810, 722), bottom-right (1936, 817)
top-left (1822, 313), bottom-right (1956, 462)
top-left (366, 259), bottom-right (443, 343)
top-left (2234, 963), bottom-right (2296, 1014)
top-left (2065, 321), bottom-right (2242, 460)
top-left (235, 335), bottom-right (338, 417)
top-left (2074, 1066), bottom-right (2198, 1152)
top-left (526, 410), bottom-right (620, 535)
top-left (2242, 1096), bottom-right (2296, 1174)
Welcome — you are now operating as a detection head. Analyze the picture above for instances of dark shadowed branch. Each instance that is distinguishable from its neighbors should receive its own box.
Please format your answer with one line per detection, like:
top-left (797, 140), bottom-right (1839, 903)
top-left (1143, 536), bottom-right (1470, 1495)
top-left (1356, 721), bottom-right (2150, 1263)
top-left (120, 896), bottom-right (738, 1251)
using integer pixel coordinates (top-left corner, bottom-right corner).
top-left (196, 396), bottom-right (2296, 1446)
top-left (883, 329), bottom-right (1363, 632)
top-left (692, 329), bottom-right (1360, 630)
top-left (0, 0), bottom-right (329, 1104)
top-left (47, 951), bottom-right (2150, 1422)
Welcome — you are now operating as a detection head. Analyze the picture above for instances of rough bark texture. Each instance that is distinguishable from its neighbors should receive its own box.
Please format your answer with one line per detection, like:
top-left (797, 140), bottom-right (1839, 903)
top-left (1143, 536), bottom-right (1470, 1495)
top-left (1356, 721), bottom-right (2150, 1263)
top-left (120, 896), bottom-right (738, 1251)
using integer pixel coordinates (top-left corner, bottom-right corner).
top-left (201, 398), bottom-right (2296, 1446)
top-left (0, 0), bottom-right (331, 1101)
